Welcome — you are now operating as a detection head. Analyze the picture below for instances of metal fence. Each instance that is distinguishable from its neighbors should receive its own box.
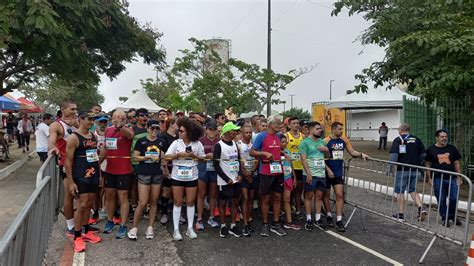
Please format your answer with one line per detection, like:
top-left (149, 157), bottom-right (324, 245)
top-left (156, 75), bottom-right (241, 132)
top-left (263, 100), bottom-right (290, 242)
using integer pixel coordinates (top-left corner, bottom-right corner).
top-left (0, 155), bottom-right (60, 266)
top-left (344, 157), bottom-right (472, 263)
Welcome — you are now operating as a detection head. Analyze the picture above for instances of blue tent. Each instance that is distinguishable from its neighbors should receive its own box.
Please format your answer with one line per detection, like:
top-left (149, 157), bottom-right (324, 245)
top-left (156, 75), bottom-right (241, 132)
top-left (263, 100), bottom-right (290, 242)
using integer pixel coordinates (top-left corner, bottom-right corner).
top-left (0, 96), bottom-right (20, 111)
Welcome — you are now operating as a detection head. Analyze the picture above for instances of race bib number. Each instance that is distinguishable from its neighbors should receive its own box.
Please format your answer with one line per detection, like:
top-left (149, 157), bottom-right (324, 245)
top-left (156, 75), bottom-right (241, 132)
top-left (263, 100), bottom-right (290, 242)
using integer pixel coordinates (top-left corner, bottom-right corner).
top-left (291, 152), bottom-right (301, 161)
top-left (86, 149), bottom-right (99, 163)
top-left (332, 150), bottom-right (344, 160)
top-left (177, 166), bottom-right (193, 179)
top-left (145, 151), bottom-right (159, 163)
top-left (399, 145), bottom-right (406, 154)
top-left (206, 161), bottom-right (215, 171)
top-left (244, 158), bottom-right (255, 169)
top-left (106, 138), bottom-right (118, 150)
top-left (270, 162), bottom-right (283, 174)
top-left (229, 161), bottom-right (239, 173)
top-left (313, 159), bottom-right (325, 167)
top-left (283, 165), bottom-right (292, 177)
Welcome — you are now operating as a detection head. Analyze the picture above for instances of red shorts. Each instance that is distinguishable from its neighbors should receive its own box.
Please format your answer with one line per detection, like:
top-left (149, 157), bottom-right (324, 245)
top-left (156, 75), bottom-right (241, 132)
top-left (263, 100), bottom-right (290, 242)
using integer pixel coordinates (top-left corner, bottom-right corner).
top-left (283, 178), bottom-right (294, 191)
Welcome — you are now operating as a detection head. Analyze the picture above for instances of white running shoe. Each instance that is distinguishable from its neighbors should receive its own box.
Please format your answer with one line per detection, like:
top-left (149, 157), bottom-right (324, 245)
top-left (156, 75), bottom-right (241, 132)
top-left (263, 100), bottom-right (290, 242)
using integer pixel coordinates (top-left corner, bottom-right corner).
top-left (145, 226), bottom-right (154, 239)
top-left (173, 230), bottom-right (183, 241)
top-left (186, 228), bottom-right (198, 239)
top-left (127, 227), bottom-right (138, 240)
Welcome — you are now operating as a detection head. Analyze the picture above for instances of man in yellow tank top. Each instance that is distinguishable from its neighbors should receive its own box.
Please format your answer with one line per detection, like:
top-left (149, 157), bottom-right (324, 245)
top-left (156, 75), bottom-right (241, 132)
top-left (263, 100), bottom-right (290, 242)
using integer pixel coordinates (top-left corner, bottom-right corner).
top-left (285, 117), bottom-right (305, 219)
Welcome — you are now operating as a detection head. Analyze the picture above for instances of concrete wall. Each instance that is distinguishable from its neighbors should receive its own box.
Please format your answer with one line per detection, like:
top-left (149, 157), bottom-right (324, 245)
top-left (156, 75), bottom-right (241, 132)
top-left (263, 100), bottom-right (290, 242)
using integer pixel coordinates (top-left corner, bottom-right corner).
top-left (347, 109), bottom-right (402, 141)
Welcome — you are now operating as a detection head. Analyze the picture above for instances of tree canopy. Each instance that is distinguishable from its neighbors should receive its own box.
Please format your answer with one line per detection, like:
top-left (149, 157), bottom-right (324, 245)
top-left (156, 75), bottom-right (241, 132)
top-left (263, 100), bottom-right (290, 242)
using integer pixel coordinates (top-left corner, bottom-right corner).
top-left (0, 0), bottom-right (166, 94)
top-left (332, 0), bottom-right (474, 104)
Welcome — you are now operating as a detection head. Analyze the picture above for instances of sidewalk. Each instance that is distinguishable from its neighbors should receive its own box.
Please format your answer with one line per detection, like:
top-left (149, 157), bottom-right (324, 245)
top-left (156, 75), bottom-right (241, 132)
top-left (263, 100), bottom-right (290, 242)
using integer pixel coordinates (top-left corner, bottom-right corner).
top-left (0, 158), bottom-right (42, 237)
top-left (0, 139), bottom-right (37, 169)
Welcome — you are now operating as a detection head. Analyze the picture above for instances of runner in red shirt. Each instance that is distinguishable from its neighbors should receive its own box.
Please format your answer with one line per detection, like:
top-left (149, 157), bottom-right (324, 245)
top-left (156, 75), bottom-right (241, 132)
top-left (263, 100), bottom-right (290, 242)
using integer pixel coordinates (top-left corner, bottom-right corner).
top-left (101, 110), bottom-right (134, 239)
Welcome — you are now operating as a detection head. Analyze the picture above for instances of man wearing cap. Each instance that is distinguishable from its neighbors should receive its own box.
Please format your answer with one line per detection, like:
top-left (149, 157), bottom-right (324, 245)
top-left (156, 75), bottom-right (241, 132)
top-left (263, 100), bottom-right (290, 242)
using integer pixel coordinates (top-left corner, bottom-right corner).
top-left (65, 111), bottom-right (102, 252)
top-left (213, 122), bottom-right (243, 238)
top-left (196, 120), bottom-right (221, 230)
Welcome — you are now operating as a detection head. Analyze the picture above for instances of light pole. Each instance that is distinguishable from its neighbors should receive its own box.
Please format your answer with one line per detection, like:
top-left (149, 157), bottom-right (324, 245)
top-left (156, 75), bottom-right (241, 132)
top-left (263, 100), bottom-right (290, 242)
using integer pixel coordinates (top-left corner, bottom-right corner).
top-left (282, 100), bottom-right (287, 112)
top-left (329, 80), bottom-right (335, 100)
top-left (289, 94), bottom-right (295, 109)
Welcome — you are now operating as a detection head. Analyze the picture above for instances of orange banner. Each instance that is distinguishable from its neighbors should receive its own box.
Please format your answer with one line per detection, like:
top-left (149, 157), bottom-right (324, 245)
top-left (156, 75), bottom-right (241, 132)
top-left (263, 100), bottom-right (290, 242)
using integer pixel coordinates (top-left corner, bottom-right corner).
top-left (312, 103), bottom-right (346, 137)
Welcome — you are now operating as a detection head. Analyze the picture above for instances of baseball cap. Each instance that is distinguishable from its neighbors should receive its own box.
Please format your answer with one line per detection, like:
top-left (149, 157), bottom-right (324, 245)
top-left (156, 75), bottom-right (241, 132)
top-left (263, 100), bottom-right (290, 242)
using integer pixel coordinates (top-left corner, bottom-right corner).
top-left (94, 112), bottom-right (109, 122)
top-left (78, 110), bottom-right (96, 118)
top-left (147, 119), bottom-right (160, 128)
top-left (221, 122), bottom-right (241, 137)
top-left (205, 120), bottom-right (218, 129)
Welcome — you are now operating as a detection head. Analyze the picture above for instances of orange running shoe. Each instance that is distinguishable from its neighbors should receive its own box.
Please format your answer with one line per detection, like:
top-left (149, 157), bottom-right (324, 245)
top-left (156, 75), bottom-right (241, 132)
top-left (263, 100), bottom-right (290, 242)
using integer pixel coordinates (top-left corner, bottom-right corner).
top-left (213, 207), bottom-right (220, 217)
top-left (73, 237), bottom-right (86, 253)
top-left (88, 218), bottom-right (98, 225)
top-left (235, 212), bottom-right (240, 222)
top-left (112, 217), bottom-right (122, 225)
top-left (225, 207), bottom-right (231, 217)
top-left (82, 231), bottom-right (101, 244)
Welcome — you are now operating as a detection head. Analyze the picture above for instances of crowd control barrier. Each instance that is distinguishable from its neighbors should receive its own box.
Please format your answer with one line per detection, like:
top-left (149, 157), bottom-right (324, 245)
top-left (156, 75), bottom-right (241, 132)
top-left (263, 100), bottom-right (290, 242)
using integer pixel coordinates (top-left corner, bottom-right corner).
top-left (0, 155), bottom-right (60, 266)
top-left (344, 157), bottom-right (472, 263)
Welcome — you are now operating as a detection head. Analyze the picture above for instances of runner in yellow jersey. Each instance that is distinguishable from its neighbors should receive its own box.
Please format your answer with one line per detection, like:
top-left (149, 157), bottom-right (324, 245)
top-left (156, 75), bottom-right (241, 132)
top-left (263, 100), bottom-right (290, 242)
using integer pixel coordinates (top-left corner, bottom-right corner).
top-left (285, 117), bottom-right (305, 220)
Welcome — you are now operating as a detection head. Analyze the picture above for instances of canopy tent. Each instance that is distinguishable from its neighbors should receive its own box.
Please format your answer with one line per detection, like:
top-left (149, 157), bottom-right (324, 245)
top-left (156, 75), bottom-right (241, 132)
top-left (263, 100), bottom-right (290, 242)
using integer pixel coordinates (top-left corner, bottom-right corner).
top-left (325, 86), bottom-right (419, 110)
top-left (17, 97), bottom-right (43, 113)
top-left (115, 89), bottom-right (165, 112)
top-left (0, 95), bottom-right (20, 111)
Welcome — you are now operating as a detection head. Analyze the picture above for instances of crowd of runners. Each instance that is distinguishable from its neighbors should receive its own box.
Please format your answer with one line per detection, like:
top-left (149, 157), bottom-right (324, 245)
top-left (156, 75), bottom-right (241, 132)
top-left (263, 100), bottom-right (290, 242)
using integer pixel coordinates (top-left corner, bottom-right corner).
top-left (47, 99), bottom-right (462, 254)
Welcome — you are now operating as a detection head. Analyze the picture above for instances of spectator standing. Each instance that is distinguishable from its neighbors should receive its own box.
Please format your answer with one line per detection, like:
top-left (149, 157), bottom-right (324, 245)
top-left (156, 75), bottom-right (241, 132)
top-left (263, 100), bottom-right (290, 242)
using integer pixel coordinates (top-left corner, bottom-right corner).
top-left (378, 122), bottom-right (388, 150)
top-left (35, 113), bottom-right (54, 162)
top-left (17, 113), bottom-right (34, 153)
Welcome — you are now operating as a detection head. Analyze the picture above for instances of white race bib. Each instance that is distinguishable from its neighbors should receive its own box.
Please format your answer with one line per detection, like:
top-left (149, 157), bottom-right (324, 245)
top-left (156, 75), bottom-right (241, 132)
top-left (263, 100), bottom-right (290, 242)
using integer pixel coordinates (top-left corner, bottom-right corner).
top-left (244, 159), bottom-right (255, 169)
top-left (270, 162), bottom-right (283, 174)
top-left (283, 165), bottom-right (292, 176)
top-left (332, 150), bottom-right (344, 160)
top-left (177, 166), bottom-right (193, 179)
top-left (291, 152), bottom-right (301, 161)
top-left (206, 161), bottom-right (215, 171)
top-left (313, 159), bottom-right (325, 167)
top-left (86, 149), bottom-right (99, 163)
top-left (145, 151), bottom-right (159, 163)
top-left (399, 145), bottom-right (406, 154)
top-left (228, 161), bottom-right (239, 174)
top-left (106, 138), bottom-right (118, 150)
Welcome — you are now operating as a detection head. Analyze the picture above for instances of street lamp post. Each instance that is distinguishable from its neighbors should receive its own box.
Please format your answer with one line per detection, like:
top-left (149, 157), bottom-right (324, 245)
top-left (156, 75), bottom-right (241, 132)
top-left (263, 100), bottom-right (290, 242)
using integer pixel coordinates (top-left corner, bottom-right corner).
top-left (289, 94), bottom-right (295, 109)
top-left (329, 80), bottom-right (335, 100)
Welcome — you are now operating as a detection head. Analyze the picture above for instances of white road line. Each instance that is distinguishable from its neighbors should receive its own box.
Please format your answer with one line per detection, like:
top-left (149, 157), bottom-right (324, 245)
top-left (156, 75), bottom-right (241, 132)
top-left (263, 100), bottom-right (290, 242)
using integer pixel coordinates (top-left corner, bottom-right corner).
top-left (325, 230), bottom-right (403, 266)
top-left (72, 252), bottom-right (85, 266)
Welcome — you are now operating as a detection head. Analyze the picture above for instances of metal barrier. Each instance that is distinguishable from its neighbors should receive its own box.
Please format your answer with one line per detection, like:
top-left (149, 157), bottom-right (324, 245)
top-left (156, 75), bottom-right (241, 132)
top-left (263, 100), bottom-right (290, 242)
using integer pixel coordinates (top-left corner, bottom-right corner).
top-left (0, 155), bottom-right (60, 266)
top-left (344, 157), bottom-right (472, 263)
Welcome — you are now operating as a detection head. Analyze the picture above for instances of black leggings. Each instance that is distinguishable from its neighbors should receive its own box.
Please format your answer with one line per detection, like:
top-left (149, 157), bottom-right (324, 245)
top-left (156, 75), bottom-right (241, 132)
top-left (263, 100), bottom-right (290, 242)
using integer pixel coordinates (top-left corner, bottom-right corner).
top-left (21, 133), bottom-right (30, 148)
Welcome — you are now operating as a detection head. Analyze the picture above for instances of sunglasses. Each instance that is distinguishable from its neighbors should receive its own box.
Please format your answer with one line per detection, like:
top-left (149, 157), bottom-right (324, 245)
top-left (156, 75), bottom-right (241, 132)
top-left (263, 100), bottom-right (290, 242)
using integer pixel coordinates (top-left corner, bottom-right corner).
top-left (150, 126), bottom-right (160, 131)
top-left (127, 115), bottom-right (136, 119)
top-left (138, 113), bottom-right (149, 118)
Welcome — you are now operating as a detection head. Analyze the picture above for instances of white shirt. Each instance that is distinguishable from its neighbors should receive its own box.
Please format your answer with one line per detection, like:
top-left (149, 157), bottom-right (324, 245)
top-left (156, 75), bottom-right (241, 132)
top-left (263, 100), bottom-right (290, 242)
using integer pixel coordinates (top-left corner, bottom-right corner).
top-left (165, 139), bottom-right (205, 181)
top-left (35, 123), bottom-right (49, 152)
top-left (216, 140), bottom-right (240, 186)
top-left (237, 140), bottom-right (255, 171)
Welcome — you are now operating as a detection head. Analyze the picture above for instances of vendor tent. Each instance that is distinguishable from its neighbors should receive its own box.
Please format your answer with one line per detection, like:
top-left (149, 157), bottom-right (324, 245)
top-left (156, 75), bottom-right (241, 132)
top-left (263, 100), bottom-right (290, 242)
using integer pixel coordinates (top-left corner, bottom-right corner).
top-left (325, 86), bottom-right (419, 109)
top-left (115, 89), bottom-right (164, 112)
top-left (17, 97), bottom-right (43, 113)
top-left (0, 95), bottom-right (20, 111)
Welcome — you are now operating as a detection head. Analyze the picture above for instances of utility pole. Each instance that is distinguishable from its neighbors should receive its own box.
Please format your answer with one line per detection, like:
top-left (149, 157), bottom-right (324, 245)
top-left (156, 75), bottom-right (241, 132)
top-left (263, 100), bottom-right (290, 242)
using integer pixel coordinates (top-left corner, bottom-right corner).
top-left (266, 0), bottom-right (272, 117)
top-left (282, 101), bottom-right (286, 112)
top-left (289, 94), bottom-right (295, 109)
top-left (330, 80), bottom-right (335, 100)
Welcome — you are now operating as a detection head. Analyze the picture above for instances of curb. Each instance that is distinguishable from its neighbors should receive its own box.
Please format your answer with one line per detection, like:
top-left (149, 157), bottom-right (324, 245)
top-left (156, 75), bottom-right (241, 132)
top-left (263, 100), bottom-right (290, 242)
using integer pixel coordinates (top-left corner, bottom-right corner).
top-left (0, 151), bottom-right (36, 181)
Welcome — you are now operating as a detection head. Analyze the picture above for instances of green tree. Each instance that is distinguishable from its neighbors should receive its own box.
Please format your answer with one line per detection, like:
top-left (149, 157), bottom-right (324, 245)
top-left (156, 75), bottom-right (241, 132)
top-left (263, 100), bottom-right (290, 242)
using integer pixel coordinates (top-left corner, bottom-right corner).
top-left (167, 91), bottom-right (202, 113)
top-left (0, 0), bottom-right (166, 94)
top-left (139, 76), bottom-right (178, 109)
top-left (281, 107), bottom-right (311, 121)
top-left (19, 78), bottom-right (104, 113)
top-left (332, 0), bottom-right (474, 105)
top-left (230, 59), bottom-right (316, 116)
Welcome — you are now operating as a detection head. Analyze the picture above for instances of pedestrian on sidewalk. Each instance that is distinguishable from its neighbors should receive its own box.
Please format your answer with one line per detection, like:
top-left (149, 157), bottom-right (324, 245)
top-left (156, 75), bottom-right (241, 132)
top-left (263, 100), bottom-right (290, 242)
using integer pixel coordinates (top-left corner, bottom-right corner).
top-left (35, 113), bottom-right (54, 162)
top-left (17, 113), bottom-right (34, 153)
top-left (378, 122), bottom-right (388, 150)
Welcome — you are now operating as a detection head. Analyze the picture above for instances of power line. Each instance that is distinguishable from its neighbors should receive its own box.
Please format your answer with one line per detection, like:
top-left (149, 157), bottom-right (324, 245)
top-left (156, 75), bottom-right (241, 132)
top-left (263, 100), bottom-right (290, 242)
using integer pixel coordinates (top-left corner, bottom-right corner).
top-left (306, 0), bottom-right (349, 13)
top-left (272, 0), bottom-right (300, 25)
top-left (229, 0), bottom-right (260, 36)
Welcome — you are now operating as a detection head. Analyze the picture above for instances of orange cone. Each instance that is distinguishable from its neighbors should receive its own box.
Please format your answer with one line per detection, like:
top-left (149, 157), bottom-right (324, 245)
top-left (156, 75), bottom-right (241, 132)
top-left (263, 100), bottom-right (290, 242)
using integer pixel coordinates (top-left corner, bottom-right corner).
top-left (465, 234), bottom-right (474, 265)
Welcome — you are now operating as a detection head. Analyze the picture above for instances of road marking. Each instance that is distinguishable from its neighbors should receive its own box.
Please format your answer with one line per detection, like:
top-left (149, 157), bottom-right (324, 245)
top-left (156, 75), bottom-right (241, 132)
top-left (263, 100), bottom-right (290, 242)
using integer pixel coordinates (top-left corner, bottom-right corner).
top-left (325, 230), bottom-right (403, 266)
top-left (72, 252), bottom-right (85, 266)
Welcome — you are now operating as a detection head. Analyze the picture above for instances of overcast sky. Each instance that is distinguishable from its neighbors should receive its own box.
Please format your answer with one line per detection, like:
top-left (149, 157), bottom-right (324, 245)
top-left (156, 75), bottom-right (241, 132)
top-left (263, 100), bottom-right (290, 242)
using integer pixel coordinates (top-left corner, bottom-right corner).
top-left (98, 0), bottom-right (385, 112)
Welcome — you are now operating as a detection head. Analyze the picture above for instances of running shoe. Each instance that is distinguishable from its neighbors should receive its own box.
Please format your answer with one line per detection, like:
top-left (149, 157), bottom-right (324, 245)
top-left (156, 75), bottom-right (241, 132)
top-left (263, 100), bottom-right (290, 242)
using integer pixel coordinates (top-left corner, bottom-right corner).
top-left (88, 217), bottom-right (98, 225)
top-left (179, 215), bottom-right (186, 225)
top-left (283, 222), bottom-right (302, 231)
top-left (304, 220), bottom-right (314, 231)
top-left (82, 231), bottom-right (101, 243)
top-left (260, 224), bottom-right (270, 237)
top-left (112, 217), bottom-right (122, 225)
top-left (252, 200), bottom-right (259, 210)
top-left (453, 218), bottom-right (462, 226)
top-left (195, 219), bottom-right (204, 231)
top-left (418, 207), bottom-right (427, 222)
top-left (127, 227), bottom-right (138, 240)
top-left (115, 225), bottom-right (128, 239)
top-left (314, 219), bottom-right (327, 230)
top-left (220, 226), bottom-right (229, 238)
top-left (242, 225), bottom-right (251, 237)
top-left (270, 223), bottom-right (287, 236)
top-left (160, 214), bottom-right (169, 225)
top-left (103, 220), bottom-right (115, 234)
top-left (88, 225), bottom-right (100, 232)
top-left (73, 237), bottom-right (86, 253)
top-left (326, 216), bottom-right (334, 227)
top-left (441, 219), bottom-right (451, 227)
top-left (65, 227), bottom-right (75, 237)
top-left (207, 217), bottom-right (219, 228)
top-left (295, 211), bottom-right (304, 221)
top-left (336, 220), bottom-right (346, 232)
top-left (392, 213), bottom-right (405, 222)
top-left (143, 206), bottom-right (149, 219)
top-left (214, 207), bottom-right (220, 217)
top-left (145, 226), bottom-right (154, 239)
top-left (248, 224), bottom-right (255, 233)
top-left (186, 228), bottom-right (198, 239)
top-left (173, 230), bottom-right (183, 241)
top-left (225, 207), bottom-right (231, 217)
top-left (229, 225), bottom-right (242, 238)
